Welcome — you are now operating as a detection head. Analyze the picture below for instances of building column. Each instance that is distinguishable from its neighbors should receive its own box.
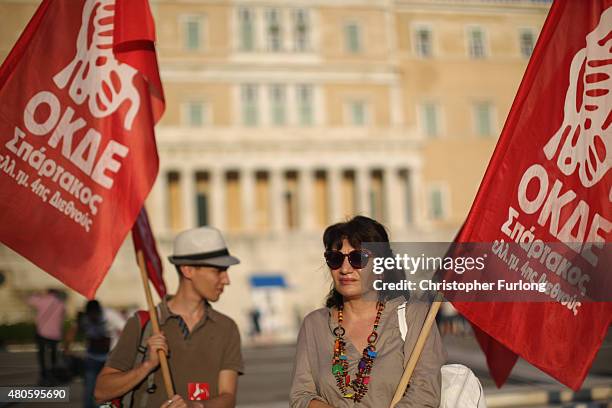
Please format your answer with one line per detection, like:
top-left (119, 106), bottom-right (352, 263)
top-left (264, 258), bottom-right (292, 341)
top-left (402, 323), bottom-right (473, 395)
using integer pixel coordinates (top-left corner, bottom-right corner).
top-left (356, 167), bottom-right (371, 217)
top-left (270, 168), bottom-right (285, 233)
top-left (153, 168), bottom-right (168, 234)
top-left (299, 167), bottom-right (315, 231)
top-left (182, 167), bottom-right (196, 229)
top-left (411, 165), bottom-right (426, 229)
top-left (402, 168), bottom-right (414, 226)
top-left (384, 166), bottom-right (404, 230)
top-left (328, 167), bottom-right (343, 224)
top-left (241, 167), bottom-right (255, 232)
top-left (210, 168), bottom-right (226, 230)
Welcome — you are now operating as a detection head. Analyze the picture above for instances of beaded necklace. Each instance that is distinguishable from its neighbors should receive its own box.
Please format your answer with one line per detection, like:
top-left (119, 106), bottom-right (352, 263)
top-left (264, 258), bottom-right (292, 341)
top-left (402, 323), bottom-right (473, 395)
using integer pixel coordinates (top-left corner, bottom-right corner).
top-left (331, 301), bottom-right (385, 402)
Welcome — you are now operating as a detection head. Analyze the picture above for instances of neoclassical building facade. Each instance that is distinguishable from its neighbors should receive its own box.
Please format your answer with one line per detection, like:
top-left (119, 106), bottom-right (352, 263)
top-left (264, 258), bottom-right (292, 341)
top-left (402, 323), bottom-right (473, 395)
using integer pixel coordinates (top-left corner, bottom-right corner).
top-left (0, 0), bottom-right (550, 340)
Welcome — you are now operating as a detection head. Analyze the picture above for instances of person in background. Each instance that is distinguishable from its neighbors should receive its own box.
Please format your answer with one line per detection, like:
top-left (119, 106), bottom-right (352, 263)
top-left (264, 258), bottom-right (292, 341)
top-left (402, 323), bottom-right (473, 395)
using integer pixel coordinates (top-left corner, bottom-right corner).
top-left (27, 288), bottom-right (66, 385)
top-left (249, 308), bottom-right (262, 338)
top-left (102, 305), bottom-right (128, 349)
top-left (65, 299), bottom-right (125, 408)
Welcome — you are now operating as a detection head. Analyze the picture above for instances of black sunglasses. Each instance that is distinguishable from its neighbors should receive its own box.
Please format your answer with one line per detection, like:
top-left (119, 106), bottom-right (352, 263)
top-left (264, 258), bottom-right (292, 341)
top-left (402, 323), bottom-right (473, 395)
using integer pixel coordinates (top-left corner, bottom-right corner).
top-left (324, 249), bottom-right (372, 270)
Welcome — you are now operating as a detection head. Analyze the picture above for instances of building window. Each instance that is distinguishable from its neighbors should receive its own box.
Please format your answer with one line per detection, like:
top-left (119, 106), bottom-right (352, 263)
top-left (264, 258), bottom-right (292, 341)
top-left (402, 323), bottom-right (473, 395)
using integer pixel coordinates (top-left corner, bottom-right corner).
top-left (167, 171), bottom-right (182, 231)
top-left (344, 22), bottom-right (362, 53)
top-left (270, 85), bottom-right (287, 126)
top-left (346, 100), bottom-right (368, 126)
top-left (421, 103), bottom-right (439, 137)
top-left (428, 184), bottom-right (448, 220)
top-left (195, 172), bottom-right (210, 226)
top-left (399, 169), bottom-right (413, 225)
top-left (241, 84), bottom-right (259, 126)
top-left (468, 27), bottom-right (486, 59)
top-left (414, 26), bottom-right (432, 57)
top-left (296, 85), bottom-right (313, 126)
top-left (520, 29), bottom-right (535, 58)
top-left (474, 102), bottom-right (494, 137)
top-left (184, 101), bottom-right (206, 127)
top-left (238, 8), bottom-right (255, 51)
top-left (293, 9), bottom-right (310, 52)
top-left (184, 16), bottom-right (202, 51)
top-left (265, 8), bottom-right (282, 52)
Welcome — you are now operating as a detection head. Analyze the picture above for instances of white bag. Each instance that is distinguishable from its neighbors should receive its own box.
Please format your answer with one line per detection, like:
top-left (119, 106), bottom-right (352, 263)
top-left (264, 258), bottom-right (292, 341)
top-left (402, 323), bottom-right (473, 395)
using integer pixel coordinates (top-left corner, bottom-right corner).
top-left (439, 364), bottom-right (486, 408)
top-left (397, 303), bottom-right (487, 408)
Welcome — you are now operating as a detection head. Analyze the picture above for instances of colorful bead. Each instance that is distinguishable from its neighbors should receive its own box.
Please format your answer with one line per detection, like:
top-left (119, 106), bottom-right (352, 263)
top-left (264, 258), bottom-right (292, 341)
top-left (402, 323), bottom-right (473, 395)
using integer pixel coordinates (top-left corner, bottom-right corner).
top-left (331, 301), bottom-right (385, 403)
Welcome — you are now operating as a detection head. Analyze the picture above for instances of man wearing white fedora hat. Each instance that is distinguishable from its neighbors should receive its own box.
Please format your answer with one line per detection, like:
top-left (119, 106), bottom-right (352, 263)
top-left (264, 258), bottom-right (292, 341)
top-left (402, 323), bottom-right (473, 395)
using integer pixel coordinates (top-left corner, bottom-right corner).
top-left (95, 227), bottom-right (243, 408)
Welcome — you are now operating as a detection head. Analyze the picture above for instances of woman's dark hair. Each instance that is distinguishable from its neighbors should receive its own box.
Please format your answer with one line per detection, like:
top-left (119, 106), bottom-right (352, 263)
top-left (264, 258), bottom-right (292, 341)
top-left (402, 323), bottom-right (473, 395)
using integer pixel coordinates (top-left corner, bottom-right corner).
top-left (323, 215), bottom-right (407, 308)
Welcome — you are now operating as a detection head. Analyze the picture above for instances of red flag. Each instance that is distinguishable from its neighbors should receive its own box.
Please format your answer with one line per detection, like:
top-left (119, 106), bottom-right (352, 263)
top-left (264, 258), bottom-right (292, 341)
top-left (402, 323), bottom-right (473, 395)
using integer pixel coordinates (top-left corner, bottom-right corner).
top-left (0, 0), bottom-right (164, 298)
top-left (451, 0), bottom-right (612, 390)
top-left (132, 207), bottom-right (166, 299)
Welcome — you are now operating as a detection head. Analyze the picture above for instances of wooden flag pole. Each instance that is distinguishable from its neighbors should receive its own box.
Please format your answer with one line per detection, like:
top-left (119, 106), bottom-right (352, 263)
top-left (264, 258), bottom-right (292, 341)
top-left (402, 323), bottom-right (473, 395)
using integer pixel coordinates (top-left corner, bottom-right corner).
top-left (389, 294), bottom-right (443, 408)
top-left (137, 251), bottom-right (175, 398)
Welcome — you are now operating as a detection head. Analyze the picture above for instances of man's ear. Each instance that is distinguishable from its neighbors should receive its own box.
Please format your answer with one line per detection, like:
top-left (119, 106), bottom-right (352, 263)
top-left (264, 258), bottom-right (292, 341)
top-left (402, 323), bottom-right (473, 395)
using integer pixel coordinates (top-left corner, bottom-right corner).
top-left (180, 265), bottom-right (195, 279)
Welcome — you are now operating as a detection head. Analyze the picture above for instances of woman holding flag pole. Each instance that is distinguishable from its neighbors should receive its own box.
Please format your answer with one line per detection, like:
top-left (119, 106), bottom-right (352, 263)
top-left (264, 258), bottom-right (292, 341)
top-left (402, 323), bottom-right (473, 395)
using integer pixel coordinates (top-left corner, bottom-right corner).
top-left (290, 216), bottom-right (445, 408)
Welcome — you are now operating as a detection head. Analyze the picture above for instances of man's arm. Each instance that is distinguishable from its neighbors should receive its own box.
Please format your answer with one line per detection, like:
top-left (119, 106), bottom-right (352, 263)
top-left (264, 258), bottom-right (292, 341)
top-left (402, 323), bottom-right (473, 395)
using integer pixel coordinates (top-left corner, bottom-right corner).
top-left (204, 369), bottom-right (238, 408)
top-left (94, 331), bottom-right (168, 403)
top-left (158, 369), bottom-right (238, 408)
top-left (94, 362), bottom-right (155, 403)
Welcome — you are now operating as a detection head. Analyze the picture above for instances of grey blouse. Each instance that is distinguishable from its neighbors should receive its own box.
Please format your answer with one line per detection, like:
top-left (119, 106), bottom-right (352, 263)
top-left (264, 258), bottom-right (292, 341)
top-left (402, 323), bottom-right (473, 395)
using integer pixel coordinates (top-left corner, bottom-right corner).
top-left (290, 296), bottom-right (446, 408)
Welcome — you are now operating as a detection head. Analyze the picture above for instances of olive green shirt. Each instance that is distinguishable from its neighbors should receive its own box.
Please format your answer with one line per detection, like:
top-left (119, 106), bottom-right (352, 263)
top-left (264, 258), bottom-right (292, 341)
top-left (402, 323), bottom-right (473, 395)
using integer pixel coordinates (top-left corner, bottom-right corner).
top-left (106, 297), bottom-right (243, 407)
top-left (290, 296), bottom-right (445, 408)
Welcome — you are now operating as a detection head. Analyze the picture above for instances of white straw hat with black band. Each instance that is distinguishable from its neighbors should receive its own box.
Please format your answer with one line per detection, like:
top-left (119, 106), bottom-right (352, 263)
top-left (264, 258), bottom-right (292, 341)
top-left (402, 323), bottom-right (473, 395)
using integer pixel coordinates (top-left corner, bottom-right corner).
top-left (168, 227), bottom-right (240, 267)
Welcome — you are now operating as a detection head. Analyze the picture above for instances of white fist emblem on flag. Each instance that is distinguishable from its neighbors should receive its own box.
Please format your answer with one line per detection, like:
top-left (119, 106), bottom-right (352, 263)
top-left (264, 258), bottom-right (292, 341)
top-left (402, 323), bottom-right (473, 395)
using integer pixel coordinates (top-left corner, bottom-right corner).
top-left (53, 0), bottom-right (140, 131)
top-left (543, 6), bottom-right (612, 198)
